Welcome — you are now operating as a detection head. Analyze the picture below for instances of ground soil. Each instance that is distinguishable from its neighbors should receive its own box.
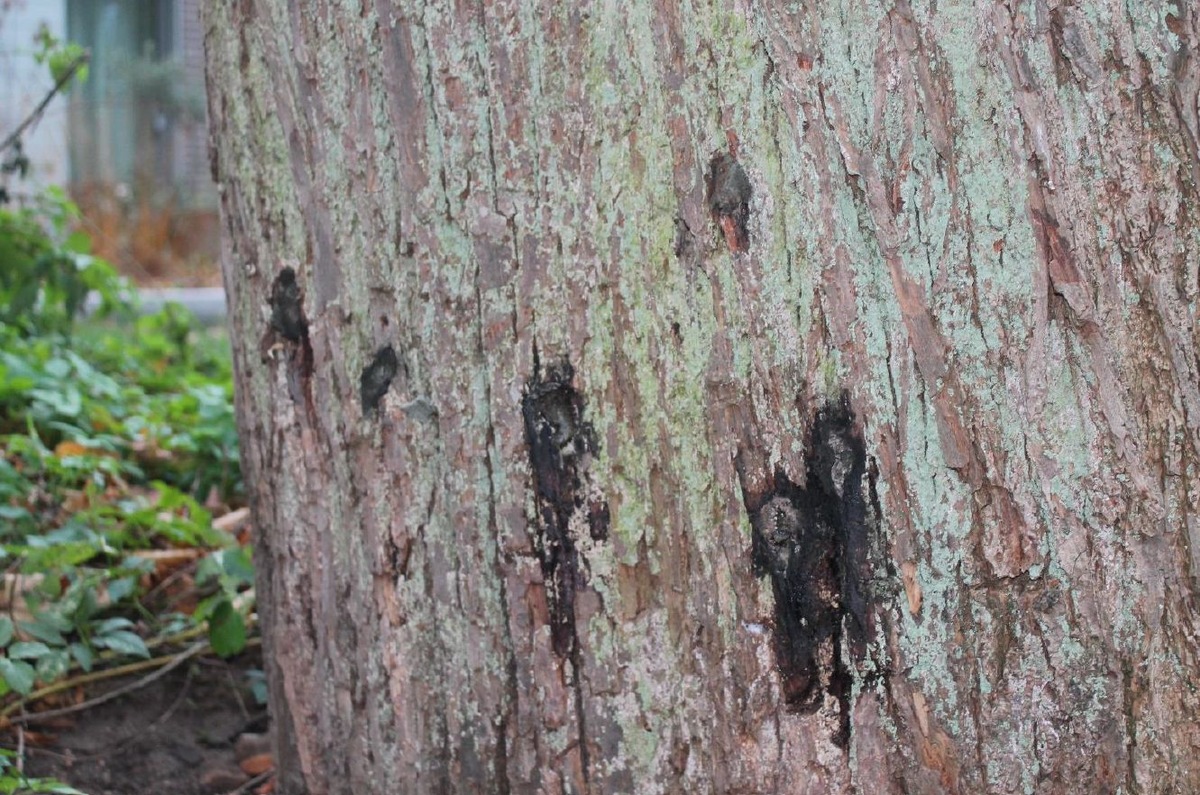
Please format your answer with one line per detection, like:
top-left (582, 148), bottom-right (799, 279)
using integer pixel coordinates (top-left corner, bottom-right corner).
top-left (14, 649), bottom-right (267, 795)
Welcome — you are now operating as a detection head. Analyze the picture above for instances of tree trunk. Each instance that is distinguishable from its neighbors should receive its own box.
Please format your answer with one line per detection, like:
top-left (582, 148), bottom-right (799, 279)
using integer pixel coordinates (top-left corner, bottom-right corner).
top-left (202, 1), bottom-right (1200, 792)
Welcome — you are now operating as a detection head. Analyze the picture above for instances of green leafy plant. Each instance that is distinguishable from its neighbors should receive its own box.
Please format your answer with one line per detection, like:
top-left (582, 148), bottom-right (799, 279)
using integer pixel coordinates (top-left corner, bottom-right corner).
top-left (194, 547), bottom-right (254, 657)
top-left (0, 187), bottom-right (247, 707)
top-left (0, 190), bottom-right (129, 334)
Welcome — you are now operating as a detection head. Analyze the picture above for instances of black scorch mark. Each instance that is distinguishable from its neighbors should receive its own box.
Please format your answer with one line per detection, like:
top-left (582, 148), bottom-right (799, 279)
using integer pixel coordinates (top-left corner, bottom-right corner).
top-left (270, 267), bottom-right (308, 342)
top-left (521, 357), bottom-right (608, 658)
top-left (265, 266), bottom-right (314, 408)
top-left (360, 345), bottom-right (399, 413)
top-left (742, 395), bottom-right (873, 748)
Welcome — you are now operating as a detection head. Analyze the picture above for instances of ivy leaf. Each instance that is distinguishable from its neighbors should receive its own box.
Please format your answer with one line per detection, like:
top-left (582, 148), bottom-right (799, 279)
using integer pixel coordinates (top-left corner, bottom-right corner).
top-left (106, 576), bottom-right (136, 603)
top-left (0, 658), bottom-right (36, 695)
top-left (208, 600), bottom-right (246, 658)
top-left (36, 649), bottom-right (71, 683)
top-left (69, 642), bottom-right (93, 673)
top-left (93, 617), bottom-right (134, 635)
top-left (95, 630), bottom-right (149, 659)
top-left (8, 641), bottom-right (52, 660)
top-left (17, 619), bottom-right (64, 646)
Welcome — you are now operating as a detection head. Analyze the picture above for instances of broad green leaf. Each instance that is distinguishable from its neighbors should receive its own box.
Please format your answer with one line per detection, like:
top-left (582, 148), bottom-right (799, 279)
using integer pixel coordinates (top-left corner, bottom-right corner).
top-left (221, 547), bottom-right (255, 584)
top-left (68, 642), bottom-right (93, 673)
top-left (17, 620), bottom-right (64, 646)
top-left (208, 600), bottom-right (247, 658)
top-left (35, 608), bottom-right (74, 632)
top-left (8, 641), bottom-right (51, 660)
top-left (192, 592), bottom-right (221, 622)
top-left (0, 617), bottom-right (13, 647)
top-left (54, 581), bottom-right (84, 616)
top-left (73, 584), bottom-right (100, 622)
top-left (96, 630), bottom-right (149, 658)
top-left (41, 357), bottom-right (70, 379)
top-left (93, 617), bottom-right (134, 635)
top-left (29, 386), bottom-right (82, 418)
top-left (31, 573), bottom-right (64, 600)
top-left (0, 658), bottom-right (36, 695)
top-left (106, 577), bottom-right (136, 602)
top-left (195, 555), bottom-right (221, 586)
top-left (35, 649), bottom-right (70, 683)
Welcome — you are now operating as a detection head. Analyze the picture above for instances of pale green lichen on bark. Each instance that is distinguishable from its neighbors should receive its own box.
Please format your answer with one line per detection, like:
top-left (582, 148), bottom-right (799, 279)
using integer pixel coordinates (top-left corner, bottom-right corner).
top-left (814, 0), bottom-right (1174, 759)
top-left (205, 2), bottom-right (308, 266)
top-left (896, 399), bottom-right (970, 712)
top-left (572, 0), bottom-right (838, 780)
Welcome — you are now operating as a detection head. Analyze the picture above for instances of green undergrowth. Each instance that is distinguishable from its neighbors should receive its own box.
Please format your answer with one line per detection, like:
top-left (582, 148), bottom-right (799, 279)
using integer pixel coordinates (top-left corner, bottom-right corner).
top-left (0, 190), bottom-right (252, 721)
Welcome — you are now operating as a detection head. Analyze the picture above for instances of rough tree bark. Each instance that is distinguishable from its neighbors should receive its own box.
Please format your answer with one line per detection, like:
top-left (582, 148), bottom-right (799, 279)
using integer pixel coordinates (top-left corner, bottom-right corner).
top-left (203, 1), bottom-right (1200, 793)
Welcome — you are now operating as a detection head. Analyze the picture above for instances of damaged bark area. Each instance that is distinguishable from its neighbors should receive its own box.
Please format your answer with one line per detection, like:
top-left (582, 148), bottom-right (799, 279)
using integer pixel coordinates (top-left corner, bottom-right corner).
top-left (264, 266), bottom-right (314, 405)
top-left (360, 345), bottom-right (399, 413)
top-left (208, 0), bottom-right (1200, 788)
top-left (743, 395), bottom-right (875, 748)
top-left (521, 354), bottom-right (610, 785)
top-left (269, 267), bottom-right (308, 343)
top-left (706, 152), bottom-right (752, 253)
top-left (521, 356), bottom-right (609, 658)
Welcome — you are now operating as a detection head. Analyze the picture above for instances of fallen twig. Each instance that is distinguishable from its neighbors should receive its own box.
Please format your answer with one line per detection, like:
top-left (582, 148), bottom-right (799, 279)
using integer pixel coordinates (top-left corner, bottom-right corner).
top-left (2, 641), bottom-right (209, 726)
top-left (0, 634), bottom-right (264, 726)
top-left (223, 768), bottom-right (274, 795)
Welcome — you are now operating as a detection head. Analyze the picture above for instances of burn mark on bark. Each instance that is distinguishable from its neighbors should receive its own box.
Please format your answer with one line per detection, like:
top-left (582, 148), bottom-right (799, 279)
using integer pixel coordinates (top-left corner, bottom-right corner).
top-left (360, 345), bottom-right (399, 413)
top-left (521, 355), bottom-right (608, 658)
top-left (522, 353), bottom-right (608, 785)
top-left (270, 267), bottom-right (308, 342)
top-left (741, 394), bottom-right (872, 749)
top-left (264, 266), bottom-right (314, 409)
top-left (706, 152), bottom-right (752, 253)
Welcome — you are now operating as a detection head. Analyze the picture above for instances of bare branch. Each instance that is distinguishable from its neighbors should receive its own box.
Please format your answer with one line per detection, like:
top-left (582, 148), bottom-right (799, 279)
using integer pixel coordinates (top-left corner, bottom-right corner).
top-left (0, 51), bottom-right (89, 156)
